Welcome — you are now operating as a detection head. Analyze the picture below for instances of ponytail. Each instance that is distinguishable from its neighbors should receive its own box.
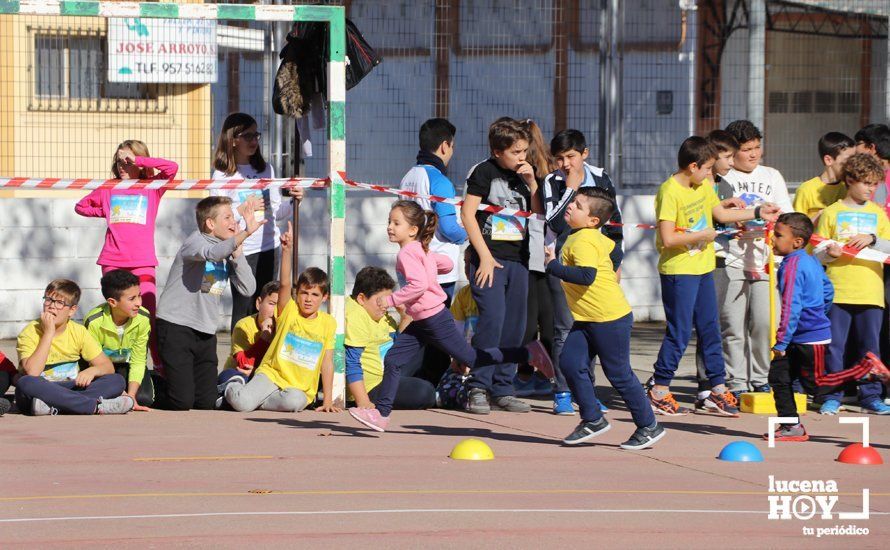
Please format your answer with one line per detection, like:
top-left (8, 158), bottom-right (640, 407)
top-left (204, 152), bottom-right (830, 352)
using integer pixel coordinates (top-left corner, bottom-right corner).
top-left (419, 209), bottom-right (438, 252)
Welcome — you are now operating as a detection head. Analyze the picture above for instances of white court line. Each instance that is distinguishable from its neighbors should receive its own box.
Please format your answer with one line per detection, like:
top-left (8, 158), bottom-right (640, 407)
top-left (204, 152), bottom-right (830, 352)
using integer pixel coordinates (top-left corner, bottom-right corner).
top-left (2, 508), bottom-right (888, 523)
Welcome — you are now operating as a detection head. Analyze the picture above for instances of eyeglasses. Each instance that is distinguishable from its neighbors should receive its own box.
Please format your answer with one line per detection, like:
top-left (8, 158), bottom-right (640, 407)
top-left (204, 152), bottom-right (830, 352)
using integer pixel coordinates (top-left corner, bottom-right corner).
top-left (237, 132), bottom-right (262, 142)
top-left (43, 296), bottom-right (73, 308)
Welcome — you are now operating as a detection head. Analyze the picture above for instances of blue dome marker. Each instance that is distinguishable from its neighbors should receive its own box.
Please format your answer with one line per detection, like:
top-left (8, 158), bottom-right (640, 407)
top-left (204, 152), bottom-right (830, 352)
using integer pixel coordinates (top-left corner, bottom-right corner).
top-left (718, 441), bottom-right (764, 462)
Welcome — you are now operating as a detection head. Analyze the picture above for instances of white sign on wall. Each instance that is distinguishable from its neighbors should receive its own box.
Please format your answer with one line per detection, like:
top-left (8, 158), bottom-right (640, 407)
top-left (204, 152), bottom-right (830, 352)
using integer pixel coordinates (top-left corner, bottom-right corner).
top-left (107, 18), bottom-right (218, 83)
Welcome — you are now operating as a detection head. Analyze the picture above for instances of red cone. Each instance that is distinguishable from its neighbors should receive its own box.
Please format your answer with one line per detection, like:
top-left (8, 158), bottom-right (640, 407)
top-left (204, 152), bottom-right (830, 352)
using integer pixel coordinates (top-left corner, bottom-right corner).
top-left (837, 443), bottom-right (883, 465)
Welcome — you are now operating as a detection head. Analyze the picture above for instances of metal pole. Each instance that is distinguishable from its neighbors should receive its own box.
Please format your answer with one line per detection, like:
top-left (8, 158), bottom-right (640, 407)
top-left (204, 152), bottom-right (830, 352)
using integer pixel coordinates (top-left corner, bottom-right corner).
top-left (291, 196), bottom-right (300, 288)
top-left (598, 0), bottom-right (611, 168)
top-left (748, 0), bottom-right (766, 129)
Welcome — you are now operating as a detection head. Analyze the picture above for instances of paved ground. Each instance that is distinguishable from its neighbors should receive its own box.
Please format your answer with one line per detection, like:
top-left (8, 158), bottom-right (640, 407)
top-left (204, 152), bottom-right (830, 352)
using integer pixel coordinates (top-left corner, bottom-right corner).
top-left (1, 323), bottom-right (888, 548)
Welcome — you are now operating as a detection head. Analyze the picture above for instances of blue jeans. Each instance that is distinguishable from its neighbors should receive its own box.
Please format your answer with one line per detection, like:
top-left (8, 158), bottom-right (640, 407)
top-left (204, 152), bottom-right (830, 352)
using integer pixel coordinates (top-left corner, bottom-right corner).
top-left (561, 313), bottom-right (655, 427)
top-left (15, 374), bottom-right (126, 415)
top-left (468, 259), bottom-right (529, 397)
top-left (378, 308), bottom-right (529, 417)
top-left (824, 304), bottom-right (883, 404)
top-left (653, 272), bottom-right (726, 387)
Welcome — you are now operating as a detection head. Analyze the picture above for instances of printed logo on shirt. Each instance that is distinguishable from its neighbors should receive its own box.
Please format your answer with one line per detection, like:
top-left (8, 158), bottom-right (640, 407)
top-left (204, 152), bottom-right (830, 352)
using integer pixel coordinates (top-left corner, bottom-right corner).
top-left (103, 347), bottom-right (131, 364)
top-left (236, 190), bottom-right (268, 222)
top-left (41, 361), bottom-right (78, 382)
top-left (738, 192), bottom-right (767, 230)
top-left (109, 194), bottom-right (148, 225)
top-left (836, 211), bottom-right (878, 241)
top-left (490, 214), bottom-right (526, 241)
top-left (379, 339), bottom-right (394, 362)
top-left (201, 261), bottom-right (228, 296)
top-left (686, 214), bottom-right (708, 256)
top-left (279, 332), bottom-right (324, 371)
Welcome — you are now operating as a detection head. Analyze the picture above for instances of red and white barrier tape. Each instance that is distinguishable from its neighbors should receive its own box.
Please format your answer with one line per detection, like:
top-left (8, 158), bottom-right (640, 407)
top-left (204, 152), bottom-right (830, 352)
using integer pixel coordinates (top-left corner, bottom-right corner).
top-left (810, 234), bottom-right (890, 265)
top-left (0, 177), bottom-right (325, 191)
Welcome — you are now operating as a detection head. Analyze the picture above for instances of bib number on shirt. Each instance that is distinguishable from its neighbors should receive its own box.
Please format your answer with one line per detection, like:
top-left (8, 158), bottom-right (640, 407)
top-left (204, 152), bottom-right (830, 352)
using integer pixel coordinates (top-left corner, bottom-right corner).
top-left (201, 261), bottom-right (229, 296)
top-left (109, 195), bottom-right (149, 225)
top-left (836, 211), bottom-right (878, 241)
top-left (41, 361), bottom-right (78, 382)
top-left (279, 333), bottom-right (324, 371)
top-left (490, 214), bottom-right (526, 241)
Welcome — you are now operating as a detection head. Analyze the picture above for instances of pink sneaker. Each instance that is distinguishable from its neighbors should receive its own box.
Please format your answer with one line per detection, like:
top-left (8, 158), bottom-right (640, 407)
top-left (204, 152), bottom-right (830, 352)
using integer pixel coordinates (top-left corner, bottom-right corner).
top-left (526, 340), bottom-right (554, 379)
top-left (348, 407), bottom-right (390, 432)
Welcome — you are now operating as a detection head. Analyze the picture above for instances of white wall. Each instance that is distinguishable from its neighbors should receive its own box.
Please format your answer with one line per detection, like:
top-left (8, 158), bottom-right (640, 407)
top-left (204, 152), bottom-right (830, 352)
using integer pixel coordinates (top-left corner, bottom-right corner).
top-left (0, 190), bottom-right (664, 339)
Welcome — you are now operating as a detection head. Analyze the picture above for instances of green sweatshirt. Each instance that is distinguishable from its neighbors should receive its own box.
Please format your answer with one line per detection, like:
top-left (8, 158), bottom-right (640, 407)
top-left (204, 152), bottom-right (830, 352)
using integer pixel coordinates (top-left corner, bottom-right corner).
top-left (83, 303), bottom-right (151, 385)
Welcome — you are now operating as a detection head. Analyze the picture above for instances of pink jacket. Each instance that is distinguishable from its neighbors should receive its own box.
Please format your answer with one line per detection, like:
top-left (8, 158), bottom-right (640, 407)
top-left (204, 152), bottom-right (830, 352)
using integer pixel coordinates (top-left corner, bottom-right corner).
top-left (74, 156), bottom-right (178, 268)
top-left (387, 240), bottom-right (454, 321)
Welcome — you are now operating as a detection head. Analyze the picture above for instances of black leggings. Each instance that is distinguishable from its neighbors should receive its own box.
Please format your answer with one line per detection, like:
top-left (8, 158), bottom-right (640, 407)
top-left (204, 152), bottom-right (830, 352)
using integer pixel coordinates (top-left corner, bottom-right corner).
top-left (368, 375), bottom-right (436, 410)
top-left (520, 270), bottom-right (554, 374)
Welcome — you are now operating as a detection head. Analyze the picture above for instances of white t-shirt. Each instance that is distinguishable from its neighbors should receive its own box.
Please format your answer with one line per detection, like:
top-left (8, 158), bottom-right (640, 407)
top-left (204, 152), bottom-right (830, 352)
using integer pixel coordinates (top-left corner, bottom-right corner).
top-left (720, 165), bottom-right (793, 276)
top-left (210, 163), bottom-right (292, 256)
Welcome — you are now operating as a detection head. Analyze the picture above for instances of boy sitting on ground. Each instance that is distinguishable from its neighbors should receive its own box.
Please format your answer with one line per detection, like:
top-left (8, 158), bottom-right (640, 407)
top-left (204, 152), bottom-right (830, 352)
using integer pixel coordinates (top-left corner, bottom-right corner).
top-left (84, 269), bottom-right (153, 410)
top-left (15, 279), bottom-right (133, 416)
top-left (222, 222), bottom-right (341, 413)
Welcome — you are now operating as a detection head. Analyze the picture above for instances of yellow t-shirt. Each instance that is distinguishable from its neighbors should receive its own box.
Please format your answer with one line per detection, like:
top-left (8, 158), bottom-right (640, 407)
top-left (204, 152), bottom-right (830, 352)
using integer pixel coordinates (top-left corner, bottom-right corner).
top-left (225, 314), bottom-right (262, 371)
top-left (560, 228), bottom-right (632, 322)
top-left (345, 297), bottom-right (398, 394)
top-left (16, 320), bottom-right (104, 381)
top-left (450, 285), bottom-right (479, 342)
top-left (655, 176), bottom-right (720, 275)
top-left (794, 176), bottom-right (845, 218)
top-left (256, 301), bottom-right (337, 400)
top-left (816, 200), bottom-right (890, 307)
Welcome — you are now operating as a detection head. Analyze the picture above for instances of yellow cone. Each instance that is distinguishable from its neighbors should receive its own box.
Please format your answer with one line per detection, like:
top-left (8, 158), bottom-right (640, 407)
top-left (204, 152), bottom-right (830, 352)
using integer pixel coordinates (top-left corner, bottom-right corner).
top-left (449, 438), bottom-right (494, 461)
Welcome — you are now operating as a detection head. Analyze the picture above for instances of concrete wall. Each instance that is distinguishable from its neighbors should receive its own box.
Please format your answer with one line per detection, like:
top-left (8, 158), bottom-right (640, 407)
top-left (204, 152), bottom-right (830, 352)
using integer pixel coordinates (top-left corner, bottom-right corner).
top-left (0, 190), bottom-right (663, 339)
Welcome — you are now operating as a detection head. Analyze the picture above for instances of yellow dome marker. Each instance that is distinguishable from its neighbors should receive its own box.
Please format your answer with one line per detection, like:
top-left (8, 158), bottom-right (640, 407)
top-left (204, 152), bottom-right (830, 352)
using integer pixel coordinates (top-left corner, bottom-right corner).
top-left (449, 438), bottom-right (495, 461)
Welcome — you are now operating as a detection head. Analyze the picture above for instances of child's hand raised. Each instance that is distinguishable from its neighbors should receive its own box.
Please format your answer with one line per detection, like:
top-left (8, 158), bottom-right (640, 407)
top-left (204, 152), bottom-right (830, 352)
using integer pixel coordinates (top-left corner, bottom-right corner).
top-left (846, 233), bottom-right (874, 250)
top-left (238, 196), bottom-right (267, 235)
top-left (280, 221), bottom-right (294, 250)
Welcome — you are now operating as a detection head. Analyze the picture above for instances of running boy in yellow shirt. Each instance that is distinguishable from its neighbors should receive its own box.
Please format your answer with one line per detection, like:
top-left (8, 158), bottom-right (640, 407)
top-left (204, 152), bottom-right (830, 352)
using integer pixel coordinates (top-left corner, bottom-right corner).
top-left (545, 187), bottom-right (665, 449)
top-left (222, 222), bottom-right (341, 413)
top-left (650, 136), bottom-right (779, 416)
top-left (794, 132), bottom-right (855, 220)
top-left (815, 153), bottom-right (890, 415)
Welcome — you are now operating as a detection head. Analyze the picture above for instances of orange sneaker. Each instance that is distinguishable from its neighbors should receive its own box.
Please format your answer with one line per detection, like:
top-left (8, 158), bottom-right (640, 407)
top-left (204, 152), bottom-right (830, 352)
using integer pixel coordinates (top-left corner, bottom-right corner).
top-left (647, 388), bottom-right (690, 416)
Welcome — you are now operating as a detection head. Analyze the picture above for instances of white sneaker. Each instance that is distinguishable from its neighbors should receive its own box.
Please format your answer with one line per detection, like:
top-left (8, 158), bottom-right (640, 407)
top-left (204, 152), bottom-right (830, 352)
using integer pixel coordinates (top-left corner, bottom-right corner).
top-left (31, 398), bottom-right (58, 416)
top-left (97, 395), bottom-right (135, 415)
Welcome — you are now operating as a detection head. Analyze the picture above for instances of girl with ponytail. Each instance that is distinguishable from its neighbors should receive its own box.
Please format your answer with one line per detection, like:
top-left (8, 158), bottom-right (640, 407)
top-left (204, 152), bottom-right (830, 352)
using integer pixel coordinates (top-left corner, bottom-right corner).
top-left (348, 201), bottom-right (553, 432)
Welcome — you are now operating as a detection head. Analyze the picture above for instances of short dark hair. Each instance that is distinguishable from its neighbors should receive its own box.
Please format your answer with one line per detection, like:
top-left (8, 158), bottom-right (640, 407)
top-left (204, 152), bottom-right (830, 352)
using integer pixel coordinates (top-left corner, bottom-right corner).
top-left (677, 136), bottom-right (718, 169)
top-left (725, 120), bottom-right (762, 144)
top-left (296, 267), bottom-right (330, 296)
top-left (706, 129), bottom-right (740, 153)
top-left (351, 266), bottom-right (396, 299)
top-left (576, 187), bottom-right (615, 229)
top-left (854, 123), bottom-right (890, 160)
top-left (45, 279), bottom-right (81, 306)
top-left (777, 212), bottom-right (814, 244)
top-left (419, 118), bottom-right (456, 153)
top-left (259, 281), bottom-right (281, 300)
top-left (844, 153), bottom-right (885, 184)
top-left (196, 196), bottom-right (232, 232)
top-left (488, 118), bottom-right (529, 152)
top-left (550, 129), bottom-right (587, 156)
top-left (818, 132), bottom-right (855, 160)
top-left (100, 269), bottom-right (140, 301)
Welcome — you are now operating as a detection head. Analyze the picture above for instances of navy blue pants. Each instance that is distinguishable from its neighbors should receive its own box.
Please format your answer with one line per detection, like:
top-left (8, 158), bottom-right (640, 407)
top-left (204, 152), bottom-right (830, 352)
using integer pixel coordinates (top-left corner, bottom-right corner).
top-left (825, 304), bottom-right (883, 404)
top-left (15, 374), bottom-right (126, 415)
top-left (561, 313), bottom-right (655, 427)
top-left (653, 272), bottom-right (725, 387)
top-left (468, 258), bottom-right (528, 397)
top-left (378, 308), bottom-right (529, 417)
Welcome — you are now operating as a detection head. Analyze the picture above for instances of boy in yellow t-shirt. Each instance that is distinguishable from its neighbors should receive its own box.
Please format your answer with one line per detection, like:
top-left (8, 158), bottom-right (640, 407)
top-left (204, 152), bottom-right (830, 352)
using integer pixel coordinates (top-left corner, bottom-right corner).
top-left (650, 136), bottom-right (780, 416)
top-left (794, 132), bottom-right (855, 220)
top-left (346, 266), bottom-right (435, 410)
top-left (815, 153), bottom-right (890, 415)
top-left (15, 279), bottom-right (133, 416)
top-left (544, 187), bottom-right (664, 449)
top-left (223, 223), bottom-right (340, 413)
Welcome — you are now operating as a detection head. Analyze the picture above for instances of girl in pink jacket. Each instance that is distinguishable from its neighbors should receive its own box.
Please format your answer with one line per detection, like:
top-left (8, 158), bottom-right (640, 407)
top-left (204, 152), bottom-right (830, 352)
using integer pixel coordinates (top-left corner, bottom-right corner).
top-left (75, 140), bottom-right (178, 366)
top-left (348, 200), bottom-right (552, 432)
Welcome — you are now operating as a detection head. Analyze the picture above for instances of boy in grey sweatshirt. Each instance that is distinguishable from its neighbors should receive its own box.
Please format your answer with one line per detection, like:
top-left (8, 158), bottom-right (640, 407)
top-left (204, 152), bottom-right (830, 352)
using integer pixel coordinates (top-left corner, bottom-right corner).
top-left (156, 195), bottom-right (264, 410)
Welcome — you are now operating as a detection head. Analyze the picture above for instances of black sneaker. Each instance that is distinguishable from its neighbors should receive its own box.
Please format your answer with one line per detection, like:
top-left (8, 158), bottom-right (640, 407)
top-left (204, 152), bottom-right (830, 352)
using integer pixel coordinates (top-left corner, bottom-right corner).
top-left (562, 417), bottom-right (611, 445)
top-left (0, 397), bottom-right (10, 416)
top-left (620, 423), bottom-right (666, 450)
top-left (466, 388), bottom-right (490, 415)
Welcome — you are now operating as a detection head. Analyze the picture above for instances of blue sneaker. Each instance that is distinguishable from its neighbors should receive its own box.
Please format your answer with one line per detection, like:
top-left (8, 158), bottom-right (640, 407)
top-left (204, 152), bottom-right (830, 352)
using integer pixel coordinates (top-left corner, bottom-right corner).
top-left (553, 391), bottom-right (576, 415)
top-left (819, 399), bottom-right (842, 415)
top-left (861, 399), bottom-right (890, 415)
top-left (596, 397), bottom-right (608, 413)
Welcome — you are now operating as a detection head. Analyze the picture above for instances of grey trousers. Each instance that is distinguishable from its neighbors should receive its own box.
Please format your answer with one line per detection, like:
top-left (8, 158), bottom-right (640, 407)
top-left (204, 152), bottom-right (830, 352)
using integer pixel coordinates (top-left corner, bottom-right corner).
top-left (224, 372), bottom-right (308, 412)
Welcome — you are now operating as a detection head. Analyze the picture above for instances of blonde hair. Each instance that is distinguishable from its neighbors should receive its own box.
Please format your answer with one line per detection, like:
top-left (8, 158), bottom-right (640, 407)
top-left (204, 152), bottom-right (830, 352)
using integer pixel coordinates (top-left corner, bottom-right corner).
top-left (112, 140), bottom-right (153, 179)
top-left (213, 112), bottom-right (267, 176)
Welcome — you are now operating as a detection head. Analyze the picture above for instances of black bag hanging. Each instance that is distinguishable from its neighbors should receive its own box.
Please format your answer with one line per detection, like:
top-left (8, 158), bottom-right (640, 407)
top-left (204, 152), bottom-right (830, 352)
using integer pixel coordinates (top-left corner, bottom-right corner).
top-left (344, 18), bottom-right (382, 90)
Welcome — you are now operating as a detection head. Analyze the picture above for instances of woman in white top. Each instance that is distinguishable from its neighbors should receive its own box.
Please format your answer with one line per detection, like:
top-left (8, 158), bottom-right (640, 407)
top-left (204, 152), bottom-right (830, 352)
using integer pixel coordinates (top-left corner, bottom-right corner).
top-left (211, 112), bottom-right (303, 331)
